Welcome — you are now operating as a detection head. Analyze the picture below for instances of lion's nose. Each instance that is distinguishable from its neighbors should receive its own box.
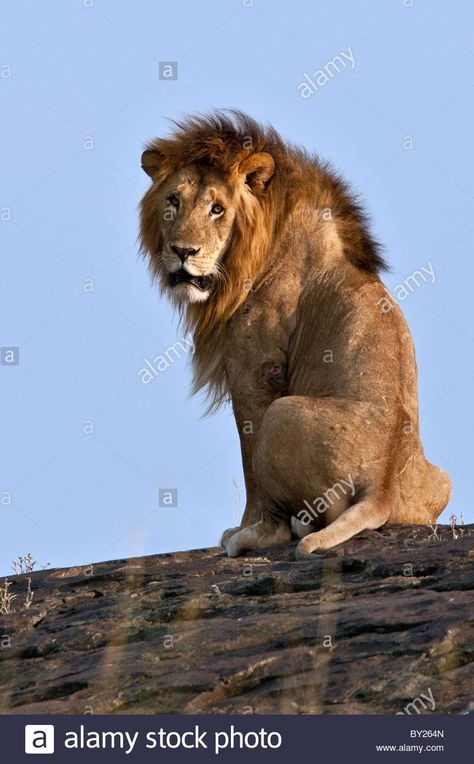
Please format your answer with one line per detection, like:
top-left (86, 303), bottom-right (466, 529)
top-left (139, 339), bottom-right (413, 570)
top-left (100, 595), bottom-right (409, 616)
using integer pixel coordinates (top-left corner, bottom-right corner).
top-left (171, 245), bottom-right (201, 263)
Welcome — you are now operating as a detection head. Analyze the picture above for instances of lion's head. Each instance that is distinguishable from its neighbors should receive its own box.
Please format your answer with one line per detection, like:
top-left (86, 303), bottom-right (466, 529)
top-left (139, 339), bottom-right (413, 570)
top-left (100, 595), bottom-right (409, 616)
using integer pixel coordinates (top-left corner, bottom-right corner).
top-left (140, 113), bottom-right (281, 321)
top-left (140, 151), bottom-right (274, 305)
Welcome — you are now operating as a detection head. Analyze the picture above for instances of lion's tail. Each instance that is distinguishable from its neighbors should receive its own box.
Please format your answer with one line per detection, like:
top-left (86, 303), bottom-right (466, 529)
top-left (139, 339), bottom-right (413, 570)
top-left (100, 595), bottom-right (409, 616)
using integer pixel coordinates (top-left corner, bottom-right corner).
top-left (295, 496), bottom-right (391, 560)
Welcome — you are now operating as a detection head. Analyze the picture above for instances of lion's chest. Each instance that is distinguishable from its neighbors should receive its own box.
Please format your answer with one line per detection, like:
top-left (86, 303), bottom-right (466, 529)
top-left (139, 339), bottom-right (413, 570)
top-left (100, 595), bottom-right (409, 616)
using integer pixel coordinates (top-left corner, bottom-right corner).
top-left (224, 289), bottom-right (297, 403)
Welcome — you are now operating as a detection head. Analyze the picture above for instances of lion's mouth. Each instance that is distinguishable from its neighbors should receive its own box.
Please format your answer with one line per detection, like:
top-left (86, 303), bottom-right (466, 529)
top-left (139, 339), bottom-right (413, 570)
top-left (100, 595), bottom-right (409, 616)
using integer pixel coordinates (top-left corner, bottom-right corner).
top-left (169, 269), bottom-right (213, 291)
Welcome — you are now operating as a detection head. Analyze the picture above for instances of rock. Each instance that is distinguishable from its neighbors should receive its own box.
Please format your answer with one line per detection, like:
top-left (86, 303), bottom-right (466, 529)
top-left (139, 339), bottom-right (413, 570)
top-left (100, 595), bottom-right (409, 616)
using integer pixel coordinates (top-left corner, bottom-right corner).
top-left (0, 524), bottom-right (473, 714)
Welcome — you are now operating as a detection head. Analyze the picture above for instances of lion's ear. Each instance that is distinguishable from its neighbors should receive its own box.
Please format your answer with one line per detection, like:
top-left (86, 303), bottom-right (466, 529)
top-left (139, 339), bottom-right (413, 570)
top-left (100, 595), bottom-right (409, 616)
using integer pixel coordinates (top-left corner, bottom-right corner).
top-left (239, 152), bottom-right (275, 193)
top-left (141, 149), bottom-right (165, 180)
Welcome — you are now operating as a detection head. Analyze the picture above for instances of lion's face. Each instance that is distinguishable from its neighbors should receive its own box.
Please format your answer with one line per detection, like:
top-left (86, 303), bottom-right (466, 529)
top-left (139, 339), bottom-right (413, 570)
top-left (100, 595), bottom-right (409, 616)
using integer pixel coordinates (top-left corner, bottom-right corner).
top-left (144, 164), bottom-right (237, 304)
top-left (140, 147), bottom-right (275, 305)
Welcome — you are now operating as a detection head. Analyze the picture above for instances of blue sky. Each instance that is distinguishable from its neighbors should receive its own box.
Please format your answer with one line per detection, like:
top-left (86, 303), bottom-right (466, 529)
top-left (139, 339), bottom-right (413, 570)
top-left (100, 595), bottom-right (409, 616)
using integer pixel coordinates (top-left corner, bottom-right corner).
top-left (1, 0), bottom-right (473, 576)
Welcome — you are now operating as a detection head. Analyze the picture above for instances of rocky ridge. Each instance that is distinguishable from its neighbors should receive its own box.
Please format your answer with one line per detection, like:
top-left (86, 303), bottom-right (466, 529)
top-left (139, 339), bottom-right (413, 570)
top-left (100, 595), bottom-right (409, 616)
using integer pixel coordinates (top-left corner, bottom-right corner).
top-left (0, 524), bottom-right (473, 714)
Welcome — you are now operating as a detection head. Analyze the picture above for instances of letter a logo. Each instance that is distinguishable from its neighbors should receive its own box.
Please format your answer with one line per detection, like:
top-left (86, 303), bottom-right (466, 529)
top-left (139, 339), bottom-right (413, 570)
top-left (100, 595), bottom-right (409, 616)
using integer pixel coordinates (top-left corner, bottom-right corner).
top-left (25, 725), bottom-right (55, 754)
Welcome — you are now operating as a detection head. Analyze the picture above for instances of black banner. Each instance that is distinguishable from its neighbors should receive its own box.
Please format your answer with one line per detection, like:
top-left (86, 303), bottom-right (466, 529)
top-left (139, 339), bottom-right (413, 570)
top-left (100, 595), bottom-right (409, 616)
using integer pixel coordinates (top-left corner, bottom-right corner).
top-left (2, 714), bottom-right (469, 762)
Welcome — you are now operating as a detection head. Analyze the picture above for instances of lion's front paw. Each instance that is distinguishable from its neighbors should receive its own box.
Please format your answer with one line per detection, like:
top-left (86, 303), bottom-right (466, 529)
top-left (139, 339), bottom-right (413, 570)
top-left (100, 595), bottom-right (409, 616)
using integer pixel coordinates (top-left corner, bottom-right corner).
top-left (295, 535), bottom-right (323, 561)
top-left (224, 530), bottom-right (245, 558)
top-left (220, 526), bottom-right (241, 548)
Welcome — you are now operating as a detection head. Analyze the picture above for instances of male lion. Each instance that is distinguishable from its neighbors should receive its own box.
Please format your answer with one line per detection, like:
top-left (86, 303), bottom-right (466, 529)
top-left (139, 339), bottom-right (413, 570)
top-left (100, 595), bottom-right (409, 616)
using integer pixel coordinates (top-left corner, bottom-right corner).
top-left (140, 111), bottom-right (451, 560)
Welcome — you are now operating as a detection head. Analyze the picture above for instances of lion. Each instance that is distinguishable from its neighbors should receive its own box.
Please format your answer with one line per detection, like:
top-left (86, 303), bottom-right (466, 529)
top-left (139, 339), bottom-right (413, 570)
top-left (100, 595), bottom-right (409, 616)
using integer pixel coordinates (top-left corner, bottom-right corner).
top-left (140, 111), bottom-right (451, 560)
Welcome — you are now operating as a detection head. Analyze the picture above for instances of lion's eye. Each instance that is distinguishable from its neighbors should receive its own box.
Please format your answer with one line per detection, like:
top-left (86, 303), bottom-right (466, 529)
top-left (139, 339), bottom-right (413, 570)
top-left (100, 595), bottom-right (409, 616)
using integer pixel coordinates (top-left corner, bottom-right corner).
top-left (211, 203), bottom-right (224, 216)
top-left (168, 195), bottom-right (180, 207)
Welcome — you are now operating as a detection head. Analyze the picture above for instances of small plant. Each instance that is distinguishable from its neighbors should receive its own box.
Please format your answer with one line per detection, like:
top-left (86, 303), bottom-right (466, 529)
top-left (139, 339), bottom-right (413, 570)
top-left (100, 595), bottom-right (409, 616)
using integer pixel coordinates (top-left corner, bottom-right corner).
top-left (428, 524), bottom-right (441, 541)
top-left (12, 553), bottom-right (37, 575)
top-left (0, 579), bottom-right (17, 615)
top-left (232, 476), bottom-right (242, 526)
top-left (23, 578), bottom-right (34, 610)
top-left (449, 513), bottom-right (464, 540)
top-left (11, 554), bottom-right (50, 576)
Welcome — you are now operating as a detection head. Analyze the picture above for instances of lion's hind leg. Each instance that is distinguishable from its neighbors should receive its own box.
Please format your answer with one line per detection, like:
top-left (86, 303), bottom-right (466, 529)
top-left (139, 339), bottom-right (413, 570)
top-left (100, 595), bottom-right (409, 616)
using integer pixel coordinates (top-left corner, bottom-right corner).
top-left (225, 517), bottom-right (292, 558)
top-left (295, 496), bottom-right (390, 560)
